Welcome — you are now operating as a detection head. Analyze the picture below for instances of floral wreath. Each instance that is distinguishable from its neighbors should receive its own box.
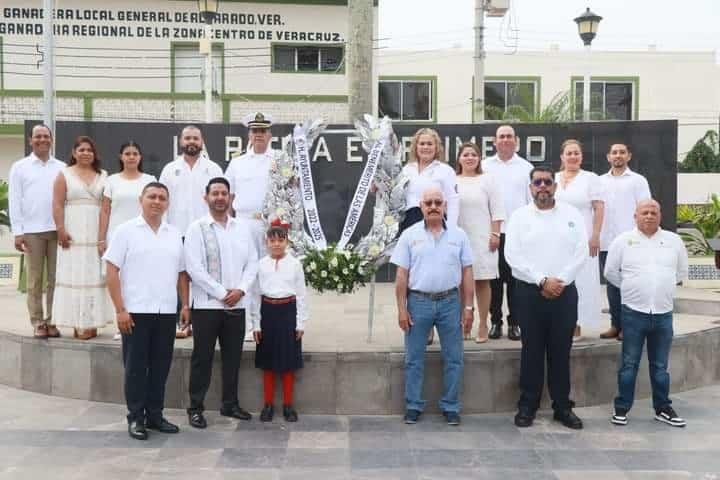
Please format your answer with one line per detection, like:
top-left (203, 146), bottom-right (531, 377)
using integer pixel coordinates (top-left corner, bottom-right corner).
top-left (263, 116), bottom-right (408, 294)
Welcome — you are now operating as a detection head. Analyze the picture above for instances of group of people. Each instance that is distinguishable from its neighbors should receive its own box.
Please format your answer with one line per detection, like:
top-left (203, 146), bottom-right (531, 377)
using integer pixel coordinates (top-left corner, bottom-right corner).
top-left (8, 117), bottom-right (689, 436)
top-left (9, 114), bottom-right (307, 440)
top-left (392, 125), bottom-right (689, 429)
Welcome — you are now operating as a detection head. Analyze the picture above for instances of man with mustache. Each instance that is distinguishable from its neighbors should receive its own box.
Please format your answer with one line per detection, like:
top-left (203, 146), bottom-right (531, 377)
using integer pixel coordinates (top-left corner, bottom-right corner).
top-left (598, 143), bottom-right (651, 340)
top-left (159, 125), bottom-right (223, 338)
top-left (182, 177), bottom-right (258, 428)
top-left (505, 166), bottom-right (588, 429)
top-left (391, 186), bottom-right (474, 426)
top-left (605, 199), bottom-right (688, 427)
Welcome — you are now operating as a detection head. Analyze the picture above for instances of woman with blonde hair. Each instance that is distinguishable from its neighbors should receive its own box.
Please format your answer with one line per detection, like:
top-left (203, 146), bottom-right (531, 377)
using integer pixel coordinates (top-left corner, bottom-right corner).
top-left (455, 142), bottom-right (505, 343)
top-left (555, 139), bottom-right (605, 341)
top-left (399, 128), bottom-right (459, 233)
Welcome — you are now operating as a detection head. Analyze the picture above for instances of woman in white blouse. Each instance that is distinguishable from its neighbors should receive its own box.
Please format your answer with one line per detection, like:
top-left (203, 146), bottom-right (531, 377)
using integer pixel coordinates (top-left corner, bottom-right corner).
top-left (455, 143), bottom-right (505, 343)
top-left (555, 139), bottom-right (605, 340)
top-left (399, 128), bottom-right (459, 232)
top-left (98, 141), bottom-right (156, 339)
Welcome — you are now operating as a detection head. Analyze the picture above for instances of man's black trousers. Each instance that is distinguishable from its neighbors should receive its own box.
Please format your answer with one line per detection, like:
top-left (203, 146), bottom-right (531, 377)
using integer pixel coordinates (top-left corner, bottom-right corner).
top-left (514, 280), bottom-right (578, 412)
top-left (188, 308), bottom-right (246, 413)
top-left (121, 313), bottom-right (176, 424)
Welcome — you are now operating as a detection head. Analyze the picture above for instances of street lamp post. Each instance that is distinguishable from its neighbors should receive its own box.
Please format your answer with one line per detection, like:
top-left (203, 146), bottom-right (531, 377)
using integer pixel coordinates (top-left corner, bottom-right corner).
top-left (574, 8), bottom-right (602, 121)
top-left (198, 0), bottom-right (220, 123)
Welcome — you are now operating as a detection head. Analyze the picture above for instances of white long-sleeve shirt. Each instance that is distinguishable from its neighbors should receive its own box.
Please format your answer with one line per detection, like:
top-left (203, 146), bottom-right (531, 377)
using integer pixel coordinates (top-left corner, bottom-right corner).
top-left (402, 160), bottom-right (459, 226)
top-left (504, 201), bottom-right (588, 286)
top-left (252, 254), bottom-right (308, 332)
top-left (158, 155), bottom-right (224, 235)
top-left (481, 154), bottom-right (533, 233)
top-left (183, 215), bottom-right (258, 310)
top-left (604, 228), bottom-right (688, 315)
top-left (8, 153), bottom-right (65, 235)
top-left (599, 167), bottom-right (651, 250)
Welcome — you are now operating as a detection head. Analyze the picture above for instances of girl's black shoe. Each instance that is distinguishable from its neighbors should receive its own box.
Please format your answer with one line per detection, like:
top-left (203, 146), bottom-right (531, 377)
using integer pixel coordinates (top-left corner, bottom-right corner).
top-left (283, 405), bottom-right (298, 422)
top-left (260, 404), bottom-right (274, 422)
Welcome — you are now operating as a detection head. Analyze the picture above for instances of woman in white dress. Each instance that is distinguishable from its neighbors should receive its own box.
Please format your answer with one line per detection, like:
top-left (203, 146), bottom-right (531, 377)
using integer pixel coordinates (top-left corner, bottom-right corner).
top-left (51, 136), bottom-right (111, 340)
top-left (98, 141), bottom-right (157, 339)
top-left (455, 143), bottom-right (505, 343)
top-left (554, 139), bottom-right (605, 340)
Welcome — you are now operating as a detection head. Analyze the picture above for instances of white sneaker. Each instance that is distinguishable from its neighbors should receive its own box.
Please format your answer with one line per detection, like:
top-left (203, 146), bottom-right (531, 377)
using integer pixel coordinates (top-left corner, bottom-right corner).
top-left (655, 406), bottom-right (686, 427)
top-left (113, 332), bottom-right (121, 341)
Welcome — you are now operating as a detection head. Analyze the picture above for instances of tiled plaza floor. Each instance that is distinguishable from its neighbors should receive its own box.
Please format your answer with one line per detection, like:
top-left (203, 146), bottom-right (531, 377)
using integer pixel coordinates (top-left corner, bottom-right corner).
top-left (1, 384), bottom-right (719, 479)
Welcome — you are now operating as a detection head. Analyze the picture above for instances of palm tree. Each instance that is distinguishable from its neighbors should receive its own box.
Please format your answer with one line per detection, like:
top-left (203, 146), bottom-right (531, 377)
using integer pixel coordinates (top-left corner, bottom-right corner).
top-left (0, 181), bottom-right (9, 230)
top-left (485, 91), bottom-right (574, 123)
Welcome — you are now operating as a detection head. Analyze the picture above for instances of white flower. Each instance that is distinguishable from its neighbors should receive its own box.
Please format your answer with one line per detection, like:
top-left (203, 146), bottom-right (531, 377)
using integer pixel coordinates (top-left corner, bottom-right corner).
top-left (338, 283), bottom-right (344, 291)
top-left (333, 275), bottom-right (340, 282)
top-left (357, 266), bottom-right (365, 275)
top-left (309, 261), bottom-right (317, 271)
top-left (342, 250), bottom-right (351, 259)
top-left (384, 215), bottom-right (395, 226)
top-left (330, 257), bottom-right (339, 268)
top-left (281, 166), bottom-right (293, 178)
top-left (320, 271), bottom-right (328, 278)
top-left (368, 244), bottom-right (381, 257)
top-left (342, 268), bottom-right (349, 275)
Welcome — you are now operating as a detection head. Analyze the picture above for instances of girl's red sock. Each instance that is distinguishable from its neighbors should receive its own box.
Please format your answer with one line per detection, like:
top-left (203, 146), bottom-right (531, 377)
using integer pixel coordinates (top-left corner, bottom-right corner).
top-left (282, 371), bottom-right (294, 406)
top-left (263, 370), bottom-right (275, 404)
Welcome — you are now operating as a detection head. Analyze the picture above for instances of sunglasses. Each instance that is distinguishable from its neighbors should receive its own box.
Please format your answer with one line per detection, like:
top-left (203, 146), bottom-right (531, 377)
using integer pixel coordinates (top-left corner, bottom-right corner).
top-left (531, 178), bottom-right (554, 187)
top-left (422, 200), bottom-right (444, 207)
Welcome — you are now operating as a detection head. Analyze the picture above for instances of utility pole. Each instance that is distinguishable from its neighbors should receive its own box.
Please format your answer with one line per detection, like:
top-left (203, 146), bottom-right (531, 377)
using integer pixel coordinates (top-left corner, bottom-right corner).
top-left (473, 0), bottom-right (486, 123)
top-left (42, 0), bottom-right (55, 136)
top-left (347, 0), bottom-right (373, 123)
top-left (202, 24), bottom-right (213, 123)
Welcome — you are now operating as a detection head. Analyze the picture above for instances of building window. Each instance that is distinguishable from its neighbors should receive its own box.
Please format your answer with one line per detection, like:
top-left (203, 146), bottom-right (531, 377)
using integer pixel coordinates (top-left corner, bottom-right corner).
top-left (574, 80), bottom-right (634, 120)
top-left (172, 44), bottom-right (223, 94)
top-left (484, 80), bottom-right (537, 120)
top-left (379, 79), bottom-right (434, 121)
top-left (272, 44), bottom-right (344, 73)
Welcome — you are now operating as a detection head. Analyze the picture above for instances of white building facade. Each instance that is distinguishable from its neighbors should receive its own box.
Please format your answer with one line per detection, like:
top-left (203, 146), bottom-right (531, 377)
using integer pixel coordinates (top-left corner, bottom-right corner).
top-left (0, 0), bottom-right (718, 185)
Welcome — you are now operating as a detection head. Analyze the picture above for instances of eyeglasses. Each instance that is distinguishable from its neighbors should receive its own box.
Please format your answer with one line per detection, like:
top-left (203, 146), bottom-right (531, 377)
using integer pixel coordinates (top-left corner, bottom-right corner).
top-left (422, 200), bottom-right (444, 207)
top-left (531, 178), bottom-right (554, 187)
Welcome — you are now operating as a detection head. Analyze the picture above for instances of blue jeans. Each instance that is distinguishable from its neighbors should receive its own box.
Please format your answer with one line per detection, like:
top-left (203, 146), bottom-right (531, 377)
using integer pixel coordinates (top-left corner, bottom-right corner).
top-left (404, 290), bottom-right (463, 413)
top-left (614, 305), bottom-right (674, 412)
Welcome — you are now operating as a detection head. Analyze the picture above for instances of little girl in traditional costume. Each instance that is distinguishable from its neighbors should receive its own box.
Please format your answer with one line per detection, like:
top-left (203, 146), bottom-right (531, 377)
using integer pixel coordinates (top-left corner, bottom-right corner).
top-left (252, 220), bottom-right (308, 422)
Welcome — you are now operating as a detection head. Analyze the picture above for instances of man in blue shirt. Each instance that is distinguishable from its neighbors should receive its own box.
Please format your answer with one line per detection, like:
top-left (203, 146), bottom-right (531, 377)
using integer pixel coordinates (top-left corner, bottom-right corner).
top-left (391, 186), bottom-right (474, 425)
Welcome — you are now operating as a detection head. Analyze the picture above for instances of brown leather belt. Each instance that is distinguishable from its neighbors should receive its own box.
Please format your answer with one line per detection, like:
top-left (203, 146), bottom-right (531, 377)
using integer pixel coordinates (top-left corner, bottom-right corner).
top-left (262, 295), bottom-right (296, 305)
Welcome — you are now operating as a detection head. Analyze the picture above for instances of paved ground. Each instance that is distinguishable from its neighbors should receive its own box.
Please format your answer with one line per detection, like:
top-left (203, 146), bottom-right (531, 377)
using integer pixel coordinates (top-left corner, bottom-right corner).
top-left (0, 384), bottom-right (719, 479)
top-left (1, 284), bottom-right (719, 352)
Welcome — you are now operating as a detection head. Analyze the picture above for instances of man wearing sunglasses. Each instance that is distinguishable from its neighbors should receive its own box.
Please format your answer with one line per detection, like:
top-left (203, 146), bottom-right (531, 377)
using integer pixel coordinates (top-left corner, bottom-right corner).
top-left (504, 166), bottom-right (588, 430)
top-left (391, 187), bottom-right (475, 426)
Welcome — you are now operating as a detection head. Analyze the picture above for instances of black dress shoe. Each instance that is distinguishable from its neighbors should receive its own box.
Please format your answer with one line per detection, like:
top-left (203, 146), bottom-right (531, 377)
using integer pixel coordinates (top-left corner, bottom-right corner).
top-left (553, 409), bottom-right (583, 430)
top-left (221, 405), bottom-right (252, 421)
top-left (508, 325), bottom-right (521, 341)
top-left (488, 323), bottom-right (502, 340)
top-left (514, 408), bottom-right (535, 428)
top-left (188, 411), bottom-right (207, 429)
top-left (145, 417), bottom-right (180, 434)
top-left (128, 420), bottom-right (148, 440)
top-left (260, 404), bottom-right (274, 422)
top-left (283, 405), bottom-right (298, 422)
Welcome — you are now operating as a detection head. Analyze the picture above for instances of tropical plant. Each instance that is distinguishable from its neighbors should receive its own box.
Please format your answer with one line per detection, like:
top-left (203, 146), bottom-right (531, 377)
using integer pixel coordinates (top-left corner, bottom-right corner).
top-left (679, 130), bottom-right (720, 173)
top-left (677, 194), bottom-right (720, 255)
top-left (0, 180), bottom-right (10, 230)
top-left (485, 91), bottom-right (574, 123)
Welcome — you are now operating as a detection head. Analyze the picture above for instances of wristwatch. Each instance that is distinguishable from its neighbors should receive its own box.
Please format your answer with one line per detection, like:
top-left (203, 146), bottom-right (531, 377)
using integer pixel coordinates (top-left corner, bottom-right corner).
top-left (464, 305), bottom-right (474, 311)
